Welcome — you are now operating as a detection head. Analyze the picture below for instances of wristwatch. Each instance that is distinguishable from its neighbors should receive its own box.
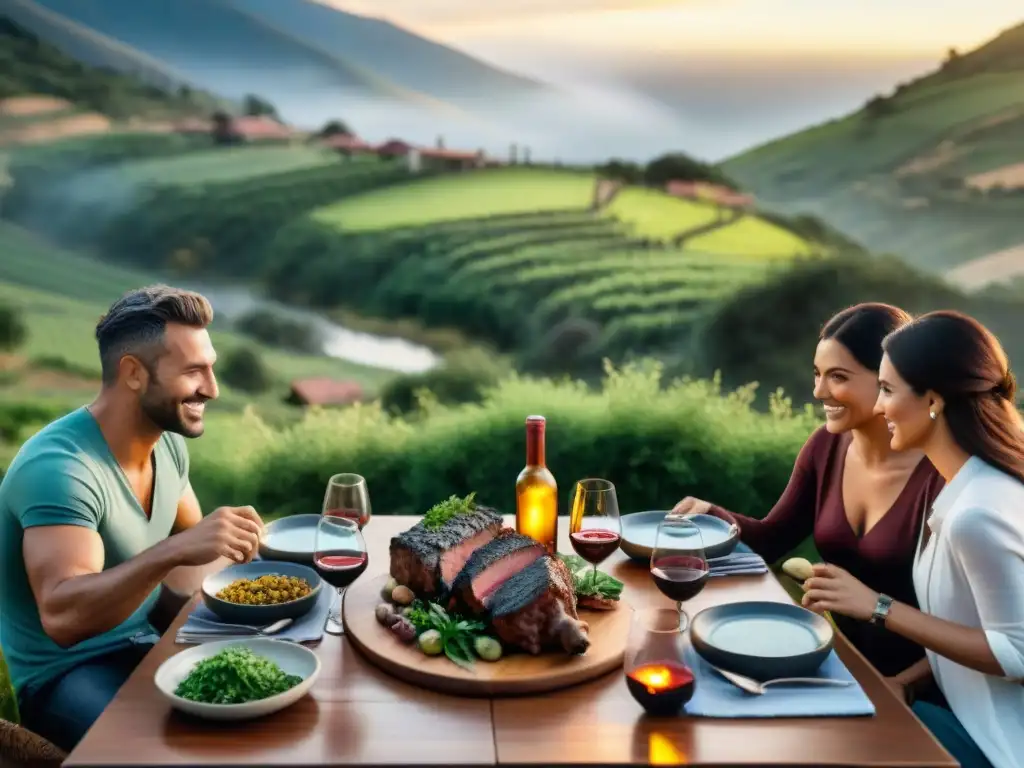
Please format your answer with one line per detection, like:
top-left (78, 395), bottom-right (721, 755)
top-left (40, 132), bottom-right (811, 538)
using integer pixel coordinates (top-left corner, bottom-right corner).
top-left (870, 594), bottom-right (893, 625)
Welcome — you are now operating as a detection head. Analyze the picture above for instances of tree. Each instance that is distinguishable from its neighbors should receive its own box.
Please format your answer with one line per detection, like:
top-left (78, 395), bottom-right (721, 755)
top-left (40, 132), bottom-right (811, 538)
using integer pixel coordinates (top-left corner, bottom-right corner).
top-left (319, 119), bottom-right (353, 137)
top-left (644, 152), bottom-right (736, 189)
top-left (242, 94), bottom-right (279, 119)
top-left (0, 304), bottom-right (27, 352)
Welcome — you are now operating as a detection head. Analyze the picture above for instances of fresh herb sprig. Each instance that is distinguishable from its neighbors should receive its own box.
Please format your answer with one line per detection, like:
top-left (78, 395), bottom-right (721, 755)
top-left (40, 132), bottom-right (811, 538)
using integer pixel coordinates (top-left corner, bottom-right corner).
top-left (404, 599), bottom-right (486, 670)
top-left (558, 554), bottom-right (624, 600)
top-left (174, 647), bottom-right (302, 704)
top-left (422, 492), bottom-right (477, 530)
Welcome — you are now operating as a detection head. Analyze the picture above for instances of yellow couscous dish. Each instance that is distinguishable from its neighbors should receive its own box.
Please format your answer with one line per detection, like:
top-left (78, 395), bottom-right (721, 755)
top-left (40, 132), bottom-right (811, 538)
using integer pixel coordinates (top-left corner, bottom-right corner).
top-left (215, 574), bottom-right (313, 605)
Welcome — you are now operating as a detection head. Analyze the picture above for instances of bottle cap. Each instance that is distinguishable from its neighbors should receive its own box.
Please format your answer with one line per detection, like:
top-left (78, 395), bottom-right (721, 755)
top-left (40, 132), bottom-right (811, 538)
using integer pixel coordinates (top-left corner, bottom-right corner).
top-left (526, 415), bottom-right (546, 424)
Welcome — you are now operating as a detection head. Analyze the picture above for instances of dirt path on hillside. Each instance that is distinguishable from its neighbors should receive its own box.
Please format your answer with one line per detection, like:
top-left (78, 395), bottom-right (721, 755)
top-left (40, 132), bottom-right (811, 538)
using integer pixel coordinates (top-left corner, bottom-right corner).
top-left (945, 243), bottom-right (1024, 290)
top-left (966, 162), bottom-right (1024, 191)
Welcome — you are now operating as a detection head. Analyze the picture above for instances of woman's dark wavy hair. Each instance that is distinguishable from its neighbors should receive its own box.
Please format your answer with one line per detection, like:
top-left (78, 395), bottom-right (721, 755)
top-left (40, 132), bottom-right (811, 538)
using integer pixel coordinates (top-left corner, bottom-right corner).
top-left (882, 310), bottom-right (1024, 485)
top-left (820, 302), bottom-right (913, 371)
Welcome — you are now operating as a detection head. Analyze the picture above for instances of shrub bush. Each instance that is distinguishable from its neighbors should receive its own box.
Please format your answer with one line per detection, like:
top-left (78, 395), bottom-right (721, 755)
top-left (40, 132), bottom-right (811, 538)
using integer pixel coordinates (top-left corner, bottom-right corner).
top-left (187, 362), bottom-right (819, 527)
top-left (378, 348), bottom-right (512, 415)
top-left (218, 346), bottom-right (272, 394)
top-left (0, 304), bottom-right (27, 352)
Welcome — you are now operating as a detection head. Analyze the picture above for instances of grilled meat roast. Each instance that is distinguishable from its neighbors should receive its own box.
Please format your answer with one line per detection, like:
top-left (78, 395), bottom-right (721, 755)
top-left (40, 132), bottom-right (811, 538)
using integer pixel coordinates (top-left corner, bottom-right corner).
top-left (489, 555), bottom-right (590, 655)
top-left (389, 505), bottom-right (593, 656)
top-left (389, 505), bottom-right (502, 597)
top-left (448, 528), bottom-right (547, 613)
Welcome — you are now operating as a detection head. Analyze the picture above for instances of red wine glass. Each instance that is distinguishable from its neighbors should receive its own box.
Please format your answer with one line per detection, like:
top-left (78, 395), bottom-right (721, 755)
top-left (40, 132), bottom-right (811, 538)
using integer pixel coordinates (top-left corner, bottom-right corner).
top-left (569, 479), bottom-right (621, 586)
top-left (322, 473), bottom-right (372, 530)
top-left (314, 514), bottom-right (368, 636)
top-left (650, 515), bottom-right (708, 632)
top-left (624, 607), bottom-right (695, 714)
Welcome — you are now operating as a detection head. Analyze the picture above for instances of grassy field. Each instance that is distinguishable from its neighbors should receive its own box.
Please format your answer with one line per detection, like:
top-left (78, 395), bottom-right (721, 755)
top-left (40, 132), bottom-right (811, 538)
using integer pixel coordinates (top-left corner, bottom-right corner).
top-left (687, 215), bottom-right (818, 258)
top-left (722, 23), bottom-right (1024, 275)
top-left (311, 167), bottom-right (597, 231)
top-left (603, 187), bottom-right (721, 240)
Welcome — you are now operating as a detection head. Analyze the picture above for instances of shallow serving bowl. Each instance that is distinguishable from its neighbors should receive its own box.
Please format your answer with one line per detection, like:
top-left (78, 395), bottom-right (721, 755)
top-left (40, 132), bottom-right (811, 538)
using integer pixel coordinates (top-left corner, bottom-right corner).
top-left (619, 511), bottom-right (740, 561)
top-left (201, 560), bottom-right (322, 625)
top-left (258, 514), bottom-right (320, 564)
top-left (154, 638), bottom-right (320, 721)
top-left (690, 600), bottom-right (835, 681)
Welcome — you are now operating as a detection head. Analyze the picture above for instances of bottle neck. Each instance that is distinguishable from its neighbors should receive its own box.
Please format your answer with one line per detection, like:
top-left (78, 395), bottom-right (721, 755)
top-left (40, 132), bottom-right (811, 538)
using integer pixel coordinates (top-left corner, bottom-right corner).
top-left (526, 423), bottom-right (546, 467)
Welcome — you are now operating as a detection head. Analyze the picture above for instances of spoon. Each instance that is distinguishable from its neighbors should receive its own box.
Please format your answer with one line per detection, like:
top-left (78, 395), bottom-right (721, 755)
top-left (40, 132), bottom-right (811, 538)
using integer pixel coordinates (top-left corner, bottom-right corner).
top-left (187, 617), bottom-right (294, 635)
top-left (711, 665), bottom-right (854, 695)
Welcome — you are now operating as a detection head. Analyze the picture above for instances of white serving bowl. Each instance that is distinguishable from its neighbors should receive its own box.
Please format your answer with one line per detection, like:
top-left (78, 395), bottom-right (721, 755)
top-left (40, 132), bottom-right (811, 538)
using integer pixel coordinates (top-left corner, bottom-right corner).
top-left (154, 638), bottom-right (320, 721)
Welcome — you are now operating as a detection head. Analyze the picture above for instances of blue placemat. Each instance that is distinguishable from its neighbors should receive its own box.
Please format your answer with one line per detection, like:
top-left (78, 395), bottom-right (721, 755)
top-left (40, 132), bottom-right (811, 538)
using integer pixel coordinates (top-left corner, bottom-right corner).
top-left (176, 585), bottom-right (337, 644)
top-left (681, 644), bottom-right (876, 718)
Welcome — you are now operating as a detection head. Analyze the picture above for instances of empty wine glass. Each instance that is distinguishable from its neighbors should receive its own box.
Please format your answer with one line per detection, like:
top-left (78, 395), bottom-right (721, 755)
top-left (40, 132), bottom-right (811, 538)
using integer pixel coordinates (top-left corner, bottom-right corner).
top-left (650, 516), bottom-right (709, 631)
top-left (569, 479), bottom-right (621, 587)
top-left (314, 514), bottom-right (368, 636)
top-left (322, 473), bottom-right (372, 530)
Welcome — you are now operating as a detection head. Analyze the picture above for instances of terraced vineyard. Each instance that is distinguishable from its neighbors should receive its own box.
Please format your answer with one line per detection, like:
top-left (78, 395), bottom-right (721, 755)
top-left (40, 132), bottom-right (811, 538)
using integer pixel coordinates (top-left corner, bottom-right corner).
top-left (4, 134), bottom-right (827, 366)
top-left (267, 197), bottom-right (809, 355)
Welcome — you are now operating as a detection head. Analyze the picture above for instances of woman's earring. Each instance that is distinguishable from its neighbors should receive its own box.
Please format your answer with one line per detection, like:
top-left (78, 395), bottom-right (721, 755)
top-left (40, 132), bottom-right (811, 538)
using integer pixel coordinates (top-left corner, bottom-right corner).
top-left (929, 410), bottom-right (937, 420)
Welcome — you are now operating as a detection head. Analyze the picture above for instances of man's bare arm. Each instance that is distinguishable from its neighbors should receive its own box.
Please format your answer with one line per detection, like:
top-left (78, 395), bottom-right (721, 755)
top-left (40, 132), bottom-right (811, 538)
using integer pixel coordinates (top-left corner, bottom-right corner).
top-left (24, 525), bottom-right (184, 648)
top-left (26, 506), bottom-right (262, 647)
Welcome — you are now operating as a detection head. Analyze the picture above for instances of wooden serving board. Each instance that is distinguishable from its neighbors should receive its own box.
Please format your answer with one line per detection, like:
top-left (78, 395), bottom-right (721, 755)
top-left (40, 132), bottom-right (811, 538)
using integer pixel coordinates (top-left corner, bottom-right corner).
top-left (343, 573), bottom-right (633, 697)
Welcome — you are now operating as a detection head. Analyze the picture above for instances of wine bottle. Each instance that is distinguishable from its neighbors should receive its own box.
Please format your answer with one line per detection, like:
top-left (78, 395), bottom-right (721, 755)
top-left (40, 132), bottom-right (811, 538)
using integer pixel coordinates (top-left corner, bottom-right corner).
top-left (516, 415), bottom-right (558, 554)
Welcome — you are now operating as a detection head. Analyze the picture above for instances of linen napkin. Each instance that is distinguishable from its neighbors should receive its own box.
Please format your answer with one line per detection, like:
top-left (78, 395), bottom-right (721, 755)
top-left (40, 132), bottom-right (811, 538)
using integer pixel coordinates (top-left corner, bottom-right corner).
top-left (176, 585), bottom-right (337, 644)
top-left (679, 644), bottom-right (876, 718)
top-left (707, 542), bottom-right (768, 577)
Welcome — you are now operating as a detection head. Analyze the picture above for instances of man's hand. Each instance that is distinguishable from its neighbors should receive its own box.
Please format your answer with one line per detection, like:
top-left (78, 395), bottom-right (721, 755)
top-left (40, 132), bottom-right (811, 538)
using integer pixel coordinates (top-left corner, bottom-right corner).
top-left (670, 496), bottom-right (712, 517)
top-left (166, 505), bottom-right (264, 566)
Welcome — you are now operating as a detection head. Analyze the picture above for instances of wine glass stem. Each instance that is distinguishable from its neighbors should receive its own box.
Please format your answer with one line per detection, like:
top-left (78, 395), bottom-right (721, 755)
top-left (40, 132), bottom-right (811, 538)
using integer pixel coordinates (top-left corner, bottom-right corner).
top-left (335, 587), bottom-right (347, 623)
top-left (677, 603), bottom-right (690, 633)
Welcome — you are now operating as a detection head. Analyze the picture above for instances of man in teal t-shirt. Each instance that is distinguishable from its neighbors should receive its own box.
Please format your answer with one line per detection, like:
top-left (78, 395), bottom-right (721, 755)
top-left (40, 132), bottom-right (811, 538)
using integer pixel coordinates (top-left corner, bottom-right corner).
top-left (0, 285), bottom-right (264, 753)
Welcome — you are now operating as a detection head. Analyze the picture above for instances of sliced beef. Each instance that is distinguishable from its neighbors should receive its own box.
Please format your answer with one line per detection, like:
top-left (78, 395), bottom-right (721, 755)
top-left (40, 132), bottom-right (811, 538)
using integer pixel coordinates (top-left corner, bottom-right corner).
top-left (489, 555), bottom-right (590, 655)
top-left (447, 530), bottom-right (546, 613)
top-left (389, 506), bottom-right (502, 597)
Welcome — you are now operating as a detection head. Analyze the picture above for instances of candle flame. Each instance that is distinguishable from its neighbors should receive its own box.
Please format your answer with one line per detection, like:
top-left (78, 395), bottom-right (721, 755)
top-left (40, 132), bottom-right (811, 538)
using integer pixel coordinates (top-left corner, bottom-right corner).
top-left (634, 664), bottom-right (672, 693)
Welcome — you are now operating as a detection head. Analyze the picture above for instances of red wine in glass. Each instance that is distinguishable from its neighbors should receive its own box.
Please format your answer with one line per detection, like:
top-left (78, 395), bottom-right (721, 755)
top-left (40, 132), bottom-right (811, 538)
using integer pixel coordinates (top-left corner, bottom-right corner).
top-left (570, 529), bottom-right (622, 565)
top-left (314, 514), bottom-right (367, 636)
top-left (651, 555), bottom-right (709, 602)
top-left (650, 517), bottom-right (708, 631)
top-left (314, 550), bottom-right (369, 589)
top-left (324, 507), bottom-right (370, 529)
top-left (322, 473), bottom-right (371, 530)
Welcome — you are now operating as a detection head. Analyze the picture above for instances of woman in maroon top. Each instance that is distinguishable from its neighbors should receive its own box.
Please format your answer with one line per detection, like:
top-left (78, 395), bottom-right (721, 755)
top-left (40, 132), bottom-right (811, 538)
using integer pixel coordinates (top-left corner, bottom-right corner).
top-left (673, 303), bottom-right (945, 687)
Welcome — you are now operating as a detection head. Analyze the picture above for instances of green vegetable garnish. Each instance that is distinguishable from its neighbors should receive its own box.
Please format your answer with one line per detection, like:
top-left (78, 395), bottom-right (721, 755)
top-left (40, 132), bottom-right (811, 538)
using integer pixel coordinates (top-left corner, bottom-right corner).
top-left (422, 492), bottom-right (477, 530)
top-left (403, 598), bottom-right (489, 670)
top-left (558, 554), bottom-right (624, 600)
top-left (174, 647), bottom-right (302, 704)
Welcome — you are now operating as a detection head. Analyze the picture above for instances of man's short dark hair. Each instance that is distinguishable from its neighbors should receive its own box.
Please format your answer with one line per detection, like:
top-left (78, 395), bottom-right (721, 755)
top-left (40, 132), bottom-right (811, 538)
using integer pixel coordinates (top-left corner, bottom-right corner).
top-left (95, 285), bottom-right (214, 384)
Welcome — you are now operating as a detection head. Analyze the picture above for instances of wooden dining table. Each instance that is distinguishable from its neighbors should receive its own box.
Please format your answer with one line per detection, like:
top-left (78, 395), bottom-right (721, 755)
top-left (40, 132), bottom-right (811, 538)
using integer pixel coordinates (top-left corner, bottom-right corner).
top-left (65, 515), bottom-right (957, 767)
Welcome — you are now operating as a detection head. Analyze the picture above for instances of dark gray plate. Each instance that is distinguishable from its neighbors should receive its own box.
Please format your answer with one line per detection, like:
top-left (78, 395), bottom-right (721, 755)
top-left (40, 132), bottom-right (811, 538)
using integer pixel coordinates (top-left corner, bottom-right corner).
top-left (690, 601), bottom-right (834, 681)
top-left (259, 514), bottom-right (321, 564)
top-left (619, 511), bottom-right (739, 561)
top-left (201, 561), bottom-right (323, 624)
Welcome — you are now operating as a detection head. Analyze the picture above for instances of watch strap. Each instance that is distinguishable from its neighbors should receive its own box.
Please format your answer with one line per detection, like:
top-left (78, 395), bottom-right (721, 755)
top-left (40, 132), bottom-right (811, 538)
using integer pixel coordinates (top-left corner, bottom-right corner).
top-left (870, 593), bottom-right (893, 625)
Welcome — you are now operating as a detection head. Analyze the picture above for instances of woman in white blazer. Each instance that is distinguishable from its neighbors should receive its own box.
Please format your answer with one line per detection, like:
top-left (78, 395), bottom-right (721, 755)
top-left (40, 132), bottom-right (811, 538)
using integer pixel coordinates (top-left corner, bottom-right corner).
top-left (802, 310), bottom-right (1024, 768)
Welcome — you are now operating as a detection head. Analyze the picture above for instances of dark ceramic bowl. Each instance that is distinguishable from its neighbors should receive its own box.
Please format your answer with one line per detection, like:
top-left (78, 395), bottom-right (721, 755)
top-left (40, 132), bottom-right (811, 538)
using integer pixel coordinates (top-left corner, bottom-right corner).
top-left (258, 514), bottom-right (320, 564)
top-left (690, 601), bottom-right (834, 681)
top-left (619, 511), bottom-right (740, 562)
top-left (201, 561), bottom-right (322, 625)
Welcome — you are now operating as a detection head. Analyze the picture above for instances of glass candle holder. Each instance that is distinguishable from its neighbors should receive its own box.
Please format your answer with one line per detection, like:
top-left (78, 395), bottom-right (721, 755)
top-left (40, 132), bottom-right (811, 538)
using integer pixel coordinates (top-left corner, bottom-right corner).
top-left (624, 607), bottom-right (696, 715)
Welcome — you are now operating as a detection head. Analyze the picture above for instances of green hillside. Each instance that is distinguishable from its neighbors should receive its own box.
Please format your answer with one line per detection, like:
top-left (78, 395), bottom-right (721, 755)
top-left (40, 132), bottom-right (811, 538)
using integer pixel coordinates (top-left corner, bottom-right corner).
top-left (0, 15), bottom-right (221, 118)
top-left (723, 21), bottom-right (1024, 280)
top-left (0, 221), bottom-right (393, 412)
